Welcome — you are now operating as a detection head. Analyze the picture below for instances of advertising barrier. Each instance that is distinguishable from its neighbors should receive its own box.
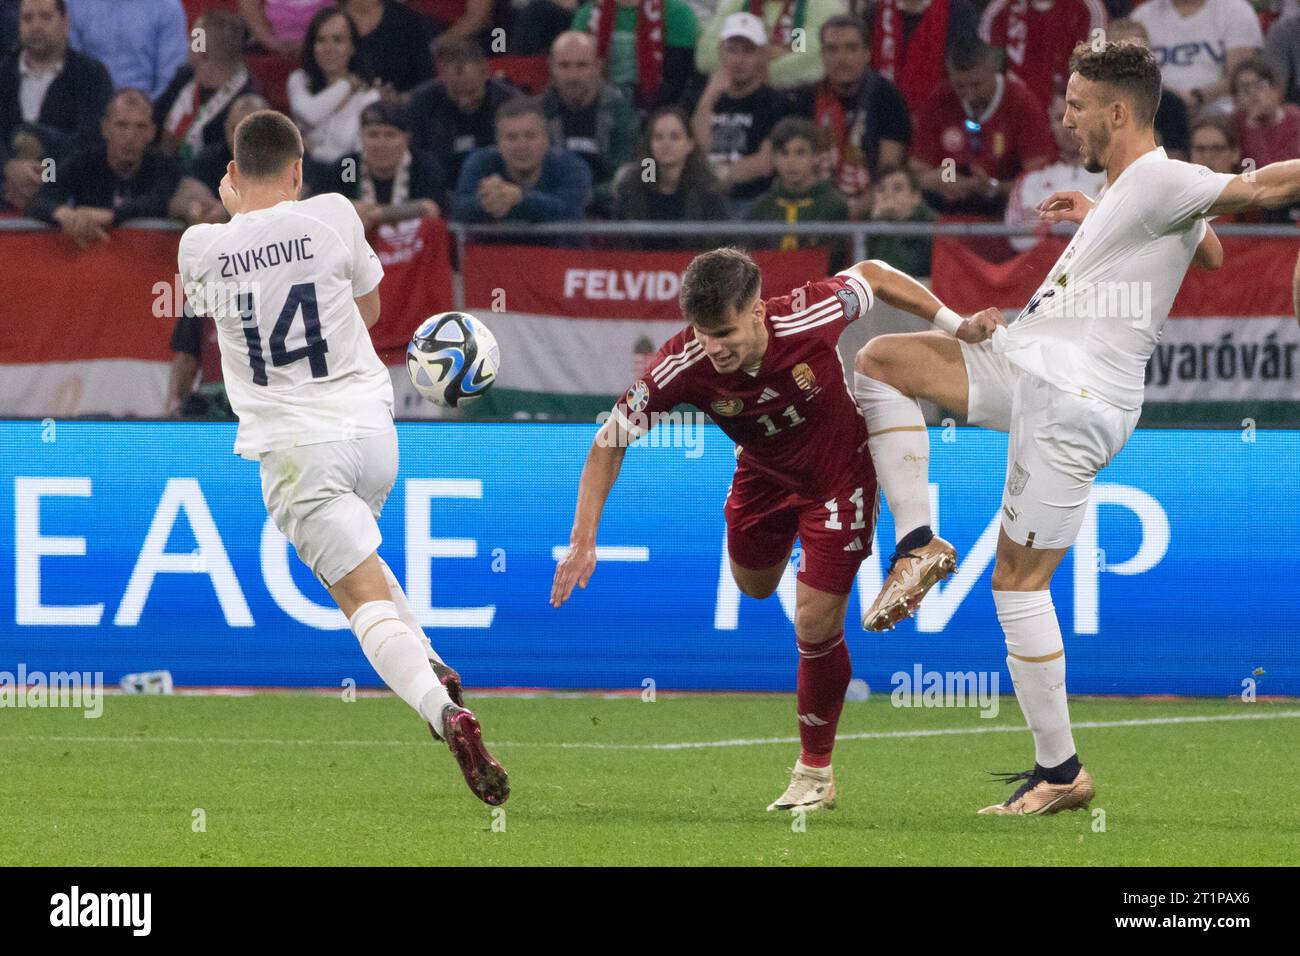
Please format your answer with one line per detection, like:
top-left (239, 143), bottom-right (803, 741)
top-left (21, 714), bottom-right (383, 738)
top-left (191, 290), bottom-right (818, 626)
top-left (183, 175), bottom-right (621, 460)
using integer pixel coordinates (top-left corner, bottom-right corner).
top-left (2, 421), bottom-right (1295, 695)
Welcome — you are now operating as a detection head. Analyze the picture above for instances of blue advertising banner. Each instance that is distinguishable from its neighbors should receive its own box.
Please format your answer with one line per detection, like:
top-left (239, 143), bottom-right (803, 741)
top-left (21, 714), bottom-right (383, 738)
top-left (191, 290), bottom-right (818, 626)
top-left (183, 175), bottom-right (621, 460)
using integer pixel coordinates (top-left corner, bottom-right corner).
top-left (1, 421), bottom-right (1296, 695)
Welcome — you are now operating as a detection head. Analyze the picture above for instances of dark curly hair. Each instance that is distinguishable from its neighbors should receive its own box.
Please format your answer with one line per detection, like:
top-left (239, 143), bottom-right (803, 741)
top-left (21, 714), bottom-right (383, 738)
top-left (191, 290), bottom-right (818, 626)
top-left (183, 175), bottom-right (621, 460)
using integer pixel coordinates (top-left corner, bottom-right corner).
top-left (1068, 40), bottom-right (1162, 128)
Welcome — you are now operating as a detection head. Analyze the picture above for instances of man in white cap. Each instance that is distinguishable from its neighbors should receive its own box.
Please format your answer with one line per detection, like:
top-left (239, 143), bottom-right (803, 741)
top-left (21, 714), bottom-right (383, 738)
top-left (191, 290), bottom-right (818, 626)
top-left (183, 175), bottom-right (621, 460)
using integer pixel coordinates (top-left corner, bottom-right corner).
top-left (690, 11), bottom-right (787, 218)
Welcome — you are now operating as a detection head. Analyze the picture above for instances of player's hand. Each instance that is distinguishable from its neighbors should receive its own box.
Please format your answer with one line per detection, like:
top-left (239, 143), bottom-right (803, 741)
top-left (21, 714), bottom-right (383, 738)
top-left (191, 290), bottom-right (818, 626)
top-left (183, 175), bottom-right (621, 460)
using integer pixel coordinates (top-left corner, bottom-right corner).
top-left (1037, 190), bottom-right (1094, 225)
top-left (218, 172), bottom-right (242, 216)
top-left (550, 543), bottom-right (597, 608)
top-left (955, 307), bottom-right (1004, 344)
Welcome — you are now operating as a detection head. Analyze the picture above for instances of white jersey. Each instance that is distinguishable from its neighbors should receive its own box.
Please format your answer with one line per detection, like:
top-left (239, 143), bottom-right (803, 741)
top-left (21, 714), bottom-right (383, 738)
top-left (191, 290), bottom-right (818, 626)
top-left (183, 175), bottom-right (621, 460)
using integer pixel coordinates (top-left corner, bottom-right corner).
top-left (178, 192), bottom-right (392, 459)
top-left (993, 147), bottom-right (1235, 410)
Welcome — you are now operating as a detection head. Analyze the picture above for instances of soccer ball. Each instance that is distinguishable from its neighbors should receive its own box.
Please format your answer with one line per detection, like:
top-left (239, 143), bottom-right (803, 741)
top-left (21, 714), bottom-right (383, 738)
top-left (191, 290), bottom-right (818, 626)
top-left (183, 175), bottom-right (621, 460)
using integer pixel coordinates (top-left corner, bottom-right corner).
top-left (406, 311), bottom-right (500, 407)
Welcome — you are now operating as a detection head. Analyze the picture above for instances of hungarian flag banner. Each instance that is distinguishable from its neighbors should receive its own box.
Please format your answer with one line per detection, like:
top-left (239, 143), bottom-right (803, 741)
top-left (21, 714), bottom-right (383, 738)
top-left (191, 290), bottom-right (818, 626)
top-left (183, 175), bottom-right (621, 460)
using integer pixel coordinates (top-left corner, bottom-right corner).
top-left (461, 244), bottom-right (831, 419)
top-left (931, 234), bottom-right (1300, 422)
top-left (0, 218), bottom-right (455, 418)
top-left (366, 216), bottom-right (455, 364)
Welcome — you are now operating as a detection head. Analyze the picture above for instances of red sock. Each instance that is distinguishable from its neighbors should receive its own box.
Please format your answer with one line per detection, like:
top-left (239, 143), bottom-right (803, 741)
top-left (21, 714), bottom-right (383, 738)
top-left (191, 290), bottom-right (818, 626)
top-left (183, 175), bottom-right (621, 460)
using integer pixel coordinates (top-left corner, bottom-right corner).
top-left (796, 633), bottom-right (851, 768)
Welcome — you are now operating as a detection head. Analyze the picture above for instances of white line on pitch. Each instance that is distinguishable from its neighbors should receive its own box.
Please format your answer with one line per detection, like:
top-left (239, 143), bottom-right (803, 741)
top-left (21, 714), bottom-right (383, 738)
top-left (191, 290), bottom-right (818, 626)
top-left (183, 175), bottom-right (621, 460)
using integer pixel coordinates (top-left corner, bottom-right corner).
top-left (2, 709), bottom-right (1296, 752)
top-left (551, 546), bottom-right (649, 562)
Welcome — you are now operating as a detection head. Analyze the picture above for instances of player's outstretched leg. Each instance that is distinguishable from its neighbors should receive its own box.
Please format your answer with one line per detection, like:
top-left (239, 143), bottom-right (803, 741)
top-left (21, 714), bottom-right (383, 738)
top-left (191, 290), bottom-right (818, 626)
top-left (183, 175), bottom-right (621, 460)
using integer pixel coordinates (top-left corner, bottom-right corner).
top-left (377, 557), bottom-right (464, 711)
top-left (339, 556), bottom-right (509, 806)
top-left (854, 334), bottom-right (960, 631)
top-left (979, 533), bottom-right (1090, 816)
top-left (768, 585), bottom-right (852, 812)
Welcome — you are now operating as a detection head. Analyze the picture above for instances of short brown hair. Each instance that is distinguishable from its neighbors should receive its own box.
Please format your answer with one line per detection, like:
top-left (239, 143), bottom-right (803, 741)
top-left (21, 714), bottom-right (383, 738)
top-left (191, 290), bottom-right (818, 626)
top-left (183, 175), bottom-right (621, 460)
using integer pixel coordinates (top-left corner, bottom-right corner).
top-left (233, 109), bottom-right (303, 179)
top-left (1068, 40), bottom-right (1162, 128)
top-left (495, 95), bottom-right (547, 126)
top-left (1230, 56), bottom-right (1277, 96)
top-left (196, 10), bottom-right (247, 65)
top-left (679, 248), bottom-right (762, 328)
top-left (771, 116), bottom-right (820, 152)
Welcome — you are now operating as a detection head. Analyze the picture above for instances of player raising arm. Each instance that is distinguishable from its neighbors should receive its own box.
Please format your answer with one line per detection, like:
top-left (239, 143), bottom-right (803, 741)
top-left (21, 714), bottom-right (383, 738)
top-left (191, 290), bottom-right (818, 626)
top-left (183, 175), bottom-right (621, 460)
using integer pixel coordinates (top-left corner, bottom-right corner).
top-left (552, 248), bottom-right (996, 813)
top-left (852, 40), bottom-right (1300, 817)
top-left (180, 110), bottom-right (508, 806)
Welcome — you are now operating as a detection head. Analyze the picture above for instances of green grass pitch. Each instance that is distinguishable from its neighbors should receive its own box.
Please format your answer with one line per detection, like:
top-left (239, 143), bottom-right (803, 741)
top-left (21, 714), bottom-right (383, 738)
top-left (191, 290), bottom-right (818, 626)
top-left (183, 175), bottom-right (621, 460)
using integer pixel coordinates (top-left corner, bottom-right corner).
top-left (2, 692), bottom-right (1297, 866)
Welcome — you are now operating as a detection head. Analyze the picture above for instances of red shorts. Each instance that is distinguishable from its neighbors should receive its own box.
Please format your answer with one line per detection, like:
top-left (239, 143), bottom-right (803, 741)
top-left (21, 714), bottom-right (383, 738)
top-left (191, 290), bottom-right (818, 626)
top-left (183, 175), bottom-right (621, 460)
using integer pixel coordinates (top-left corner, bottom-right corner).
top-left (724, 462), bottom-right (879, 595)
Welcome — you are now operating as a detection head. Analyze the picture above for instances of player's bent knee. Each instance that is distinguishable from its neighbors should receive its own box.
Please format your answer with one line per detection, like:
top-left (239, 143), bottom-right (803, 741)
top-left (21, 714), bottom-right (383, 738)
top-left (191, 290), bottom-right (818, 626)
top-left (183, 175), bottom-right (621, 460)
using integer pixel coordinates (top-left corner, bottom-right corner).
top-left (855, 335), bottom-right (896, 380)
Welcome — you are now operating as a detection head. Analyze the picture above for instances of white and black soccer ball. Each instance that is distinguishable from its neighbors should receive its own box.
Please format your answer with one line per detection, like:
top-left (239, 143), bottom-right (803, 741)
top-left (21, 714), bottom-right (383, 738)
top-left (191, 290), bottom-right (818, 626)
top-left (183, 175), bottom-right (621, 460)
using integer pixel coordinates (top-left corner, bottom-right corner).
top-left (406, 311), bottom-right (500, 407)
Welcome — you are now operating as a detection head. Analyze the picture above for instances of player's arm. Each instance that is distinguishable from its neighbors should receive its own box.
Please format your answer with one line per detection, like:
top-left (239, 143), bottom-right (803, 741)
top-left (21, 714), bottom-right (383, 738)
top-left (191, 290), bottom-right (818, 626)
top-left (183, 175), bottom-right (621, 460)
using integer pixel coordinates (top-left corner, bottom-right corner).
top-left (1191, 220), bottom-right (1222, 270)
top-left (843, 258), bottom-right (1002, 343)
top-left (551, 416), bottom-right (631, 608)
top-left (1205, 159), bottom-right (1300, 217)
top-left (356, 288), bottom-right (381, 329)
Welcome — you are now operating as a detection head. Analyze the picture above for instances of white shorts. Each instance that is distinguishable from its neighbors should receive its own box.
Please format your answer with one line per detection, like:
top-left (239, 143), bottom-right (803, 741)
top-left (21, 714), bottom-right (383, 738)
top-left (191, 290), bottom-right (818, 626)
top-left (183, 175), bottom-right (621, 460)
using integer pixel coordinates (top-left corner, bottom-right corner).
top-left (960, 340), bottom-right (1140, 550)
top-left (259, 428), bottom-right (398, 588)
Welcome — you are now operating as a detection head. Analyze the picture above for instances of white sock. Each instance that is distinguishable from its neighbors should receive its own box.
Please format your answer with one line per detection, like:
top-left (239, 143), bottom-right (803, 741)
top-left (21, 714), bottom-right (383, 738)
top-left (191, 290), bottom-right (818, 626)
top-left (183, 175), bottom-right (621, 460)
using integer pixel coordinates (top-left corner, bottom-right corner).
top-left (994, 589), bottom-right (1076, 769)
top-left (350, 600), bottom-right (453, 730)
top-left (377, 557), bottom-right (445, 666)
top-left (854, 371), bottom-right (932, 544)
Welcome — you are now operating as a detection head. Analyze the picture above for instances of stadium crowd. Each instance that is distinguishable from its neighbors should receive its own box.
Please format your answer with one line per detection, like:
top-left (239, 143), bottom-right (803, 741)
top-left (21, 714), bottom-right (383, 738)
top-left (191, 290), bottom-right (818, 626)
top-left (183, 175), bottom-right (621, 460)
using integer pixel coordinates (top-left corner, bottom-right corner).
top-left (4, 0), bottom-right (1300, 257)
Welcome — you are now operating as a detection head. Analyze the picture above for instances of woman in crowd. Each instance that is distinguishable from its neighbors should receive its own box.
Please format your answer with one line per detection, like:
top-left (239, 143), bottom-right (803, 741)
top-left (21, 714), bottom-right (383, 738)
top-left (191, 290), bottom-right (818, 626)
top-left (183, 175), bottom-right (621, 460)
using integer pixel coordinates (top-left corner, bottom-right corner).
top-left (612, 105), bottom-right (729, 248)
top-left (288, 8), bottom-right (381, 181)
top-left (1190, 113), bottom-right (1260, 224)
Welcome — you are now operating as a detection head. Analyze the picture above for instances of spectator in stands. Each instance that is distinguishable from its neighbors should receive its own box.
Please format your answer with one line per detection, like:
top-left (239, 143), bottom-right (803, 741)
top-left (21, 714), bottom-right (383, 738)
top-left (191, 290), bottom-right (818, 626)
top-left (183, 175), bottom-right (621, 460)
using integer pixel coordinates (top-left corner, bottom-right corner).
top-left (1190, 112), bottom-right (1247, 174)
top-left (867, 164), bottom-right (937, 276)
top-left (26, 88), bottom-right (186, 245)
top-left (910, 38), bottom-right (1057, 216)
top-left (789, 13), bottom-right (910, 219)
top-left (406, 0), bottom-right (496, 51)
top-left (289, 8), bottom-right (380, 183)
top-left (1, 0), bottom-right (112, 172)
top-left (1105, 17), bottom-right (1190, 159)
top-left (452, 94), bottom-right (591, 221)
top-left (166, 305), bottom-right (234, 420)
top-left (1131, 0), bottom-right (1263, 115)
top-left (337, 0), bottom-right (433, 95)
top-left (511, 0), bottom-right (577, 56)
top-left (310, 99), bottom-right (446, 226)
top-left (1233, 56), bottom-right (1300, 166)
top-left (238, 0), bottom-right (332, 55)
top-left (541, 31), bottom-right (637, 215)
top-left (611, 103), bottom-right (729, 246)
top-left (572, 0), bottom-right (699, 110)
top-left (1188, 110), bottom-right (1269, 224)
top-left (978, 0), bottom-right (1106, 111)
top-left (1265, 9), bottom-right (1300, 105)
top-left (690, 11), bottom-right (784, 217)
top-left (1003, 88), bottom-right (1105, 252)
top-left (1, 128), bottom-right (41, 211)
top-left (189, 92), bottom-right (268, 194)
top-left (408, 39), bottom-right (515, 186)
top-left (66, 0), bottom-right (188, 101)
top-left (868, 0), bottom-right (982, 115)
top-left (696, 0), bottom-right (841, 90)
top-left (155, 11), bottom-right (256, 166)
top-left (745, 116), bottom-right (850, 270)
top-left (0, 0), bottom-right (19, 56)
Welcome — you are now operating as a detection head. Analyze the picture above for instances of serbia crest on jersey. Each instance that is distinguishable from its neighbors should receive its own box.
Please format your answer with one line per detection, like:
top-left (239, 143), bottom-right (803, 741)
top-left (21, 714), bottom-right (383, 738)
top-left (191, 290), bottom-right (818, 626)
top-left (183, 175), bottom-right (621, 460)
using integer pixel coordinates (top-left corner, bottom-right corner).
top-left (613, 271), bottom-right (875, 501)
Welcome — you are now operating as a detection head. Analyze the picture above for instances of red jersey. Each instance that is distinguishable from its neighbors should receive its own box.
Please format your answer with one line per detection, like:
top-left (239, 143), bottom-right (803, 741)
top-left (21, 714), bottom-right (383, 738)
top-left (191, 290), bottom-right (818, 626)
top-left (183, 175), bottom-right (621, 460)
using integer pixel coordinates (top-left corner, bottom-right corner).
top-left (612, 272), bottom-right (875, 501)
top-left (979, 0), bottom-right (1106, 111)
top-left (912, 72), bottom-right (1059, 182)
